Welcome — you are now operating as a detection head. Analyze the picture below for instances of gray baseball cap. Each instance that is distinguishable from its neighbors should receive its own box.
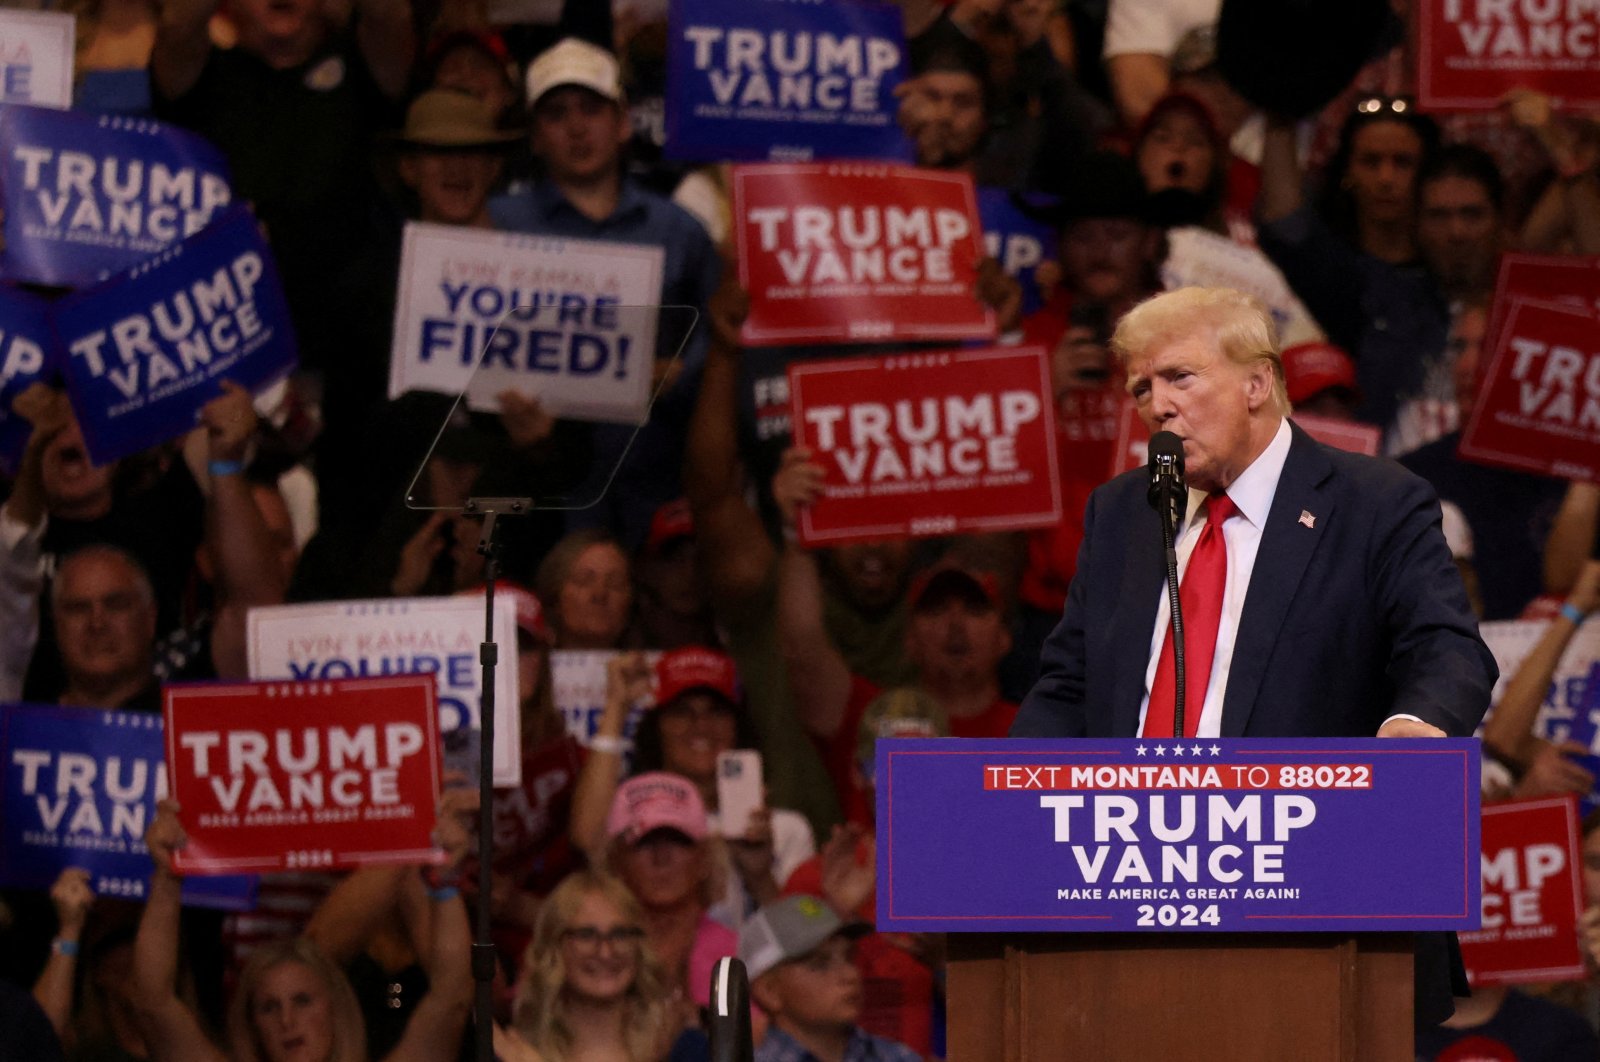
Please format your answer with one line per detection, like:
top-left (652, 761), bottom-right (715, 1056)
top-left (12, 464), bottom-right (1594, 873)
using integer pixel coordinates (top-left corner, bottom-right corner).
top-left (738, 896), bottom-right (870, 982)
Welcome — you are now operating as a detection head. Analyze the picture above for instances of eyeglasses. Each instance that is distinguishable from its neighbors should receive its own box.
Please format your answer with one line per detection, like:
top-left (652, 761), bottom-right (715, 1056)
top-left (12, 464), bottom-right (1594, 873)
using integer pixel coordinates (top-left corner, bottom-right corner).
top-left (1354, 96), bottom-right (1413, 116)
top-left (560, 925), bottom-right (645, 953)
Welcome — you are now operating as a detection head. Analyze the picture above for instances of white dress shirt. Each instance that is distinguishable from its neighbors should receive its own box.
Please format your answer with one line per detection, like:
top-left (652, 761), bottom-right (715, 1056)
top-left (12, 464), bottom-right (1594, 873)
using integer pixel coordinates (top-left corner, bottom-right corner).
top-left (1137, 418), bottom-right (1292, 738)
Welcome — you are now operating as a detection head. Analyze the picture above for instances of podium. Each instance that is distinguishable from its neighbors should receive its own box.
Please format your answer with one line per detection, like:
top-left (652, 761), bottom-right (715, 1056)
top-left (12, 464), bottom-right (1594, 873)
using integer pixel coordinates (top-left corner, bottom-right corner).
top-left (945, 931), bottom-right (1413, 1061)
top-left (876, 738), bottom-right (1481, 1062)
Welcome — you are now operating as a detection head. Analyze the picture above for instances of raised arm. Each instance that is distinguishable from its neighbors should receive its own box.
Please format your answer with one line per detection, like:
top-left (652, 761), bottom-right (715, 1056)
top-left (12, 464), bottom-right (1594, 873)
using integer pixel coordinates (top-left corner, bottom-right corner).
top-left (772, 449), bottom-right (852, 740)
top-left (568, 653), bottom-right (654, 858)
top-left (150, 0), bottom-right (218, 102)
top-left (383, 791), bottom-right (476, 1062)
top-left (1544, 483), bottom-right (1600, 596)
top-left (1481, 561), bottom-right (1600, 790)
top-left (303, 865), bottom-right (411, 967)
top-left (192, 383), bottom-right (288, 679)
top-left (682, 272), bottom-right (775, 610)
top-left (132, 801), bottom-right (228, 1062)
top-left (31, 868), bottom-right (94, 1044)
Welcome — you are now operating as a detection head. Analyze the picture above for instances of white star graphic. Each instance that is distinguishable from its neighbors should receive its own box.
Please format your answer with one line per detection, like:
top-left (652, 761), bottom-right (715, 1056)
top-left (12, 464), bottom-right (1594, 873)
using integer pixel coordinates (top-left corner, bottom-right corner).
top-left (1172, 744), bottom-right (1186, 756)
top-left (1192, 744), bottom-right (1204, 756)
top-left (1209, 745), bottom-right (1222, 757)
top-left (1135, 745), bottom-right (1148, 757)
top-left (1154, 744), bottom-right (1167, 756)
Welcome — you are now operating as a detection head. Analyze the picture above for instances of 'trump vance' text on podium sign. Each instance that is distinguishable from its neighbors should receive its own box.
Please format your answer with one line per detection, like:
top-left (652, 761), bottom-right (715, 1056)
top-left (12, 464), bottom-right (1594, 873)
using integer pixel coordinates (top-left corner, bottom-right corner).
top-left (876, 738), bottom-right (1480, 933)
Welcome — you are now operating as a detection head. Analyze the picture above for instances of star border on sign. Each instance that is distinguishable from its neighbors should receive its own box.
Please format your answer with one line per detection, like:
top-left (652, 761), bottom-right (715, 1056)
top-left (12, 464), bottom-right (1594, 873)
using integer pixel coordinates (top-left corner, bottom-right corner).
top-left (1172, 744), bottom-right (1186, 756)
top-left (1135, 745), bottom-right (1148, 757)
top-left (1209, 745), bottom-right (1222, 757)
top-left (1153, 744), bottom-right (1167, 756)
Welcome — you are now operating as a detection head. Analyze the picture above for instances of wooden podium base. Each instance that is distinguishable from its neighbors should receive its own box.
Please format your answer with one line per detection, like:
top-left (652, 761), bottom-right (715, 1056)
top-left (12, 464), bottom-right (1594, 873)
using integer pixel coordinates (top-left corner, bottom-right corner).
top-left (947, 932), bottom-right (1414, 1062)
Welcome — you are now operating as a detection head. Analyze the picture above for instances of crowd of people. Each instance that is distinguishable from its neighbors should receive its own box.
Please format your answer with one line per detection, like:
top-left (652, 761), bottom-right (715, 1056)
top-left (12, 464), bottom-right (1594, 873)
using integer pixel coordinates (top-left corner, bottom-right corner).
top-left (6, 0), bottom-right (1600, 1059)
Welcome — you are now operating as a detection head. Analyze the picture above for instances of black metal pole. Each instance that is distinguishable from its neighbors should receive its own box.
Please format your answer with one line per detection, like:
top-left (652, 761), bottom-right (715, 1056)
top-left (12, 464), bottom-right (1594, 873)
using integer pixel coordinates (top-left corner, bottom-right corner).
top-left (464, 497), bottom-right (531, 1062)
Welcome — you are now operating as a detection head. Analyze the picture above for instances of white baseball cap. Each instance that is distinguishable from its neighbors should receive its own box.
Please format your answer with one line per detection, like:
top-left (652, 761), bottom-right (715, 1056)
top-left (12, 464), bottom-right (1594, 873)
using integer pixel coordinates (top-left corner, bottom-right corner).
top-left (525, 38), bottom-right (624, 109)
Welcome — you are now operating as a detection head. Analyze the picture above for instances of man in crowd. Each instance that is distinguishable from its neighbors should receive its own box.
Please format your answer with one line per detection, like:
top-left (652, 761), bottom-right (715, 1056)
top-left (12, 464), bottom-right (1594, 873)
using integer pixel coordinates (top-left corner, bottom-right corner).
top-left (742, 896), bottom-right (919, 1062)
top-left (1258, 120), bottom-right (1508, 441)
top-left (491, 36), bottom-right (719, 548)
top-left (1013, 285), bottom-right (1495, 1025)
top-left (151, 0), bottom-right (414, 372)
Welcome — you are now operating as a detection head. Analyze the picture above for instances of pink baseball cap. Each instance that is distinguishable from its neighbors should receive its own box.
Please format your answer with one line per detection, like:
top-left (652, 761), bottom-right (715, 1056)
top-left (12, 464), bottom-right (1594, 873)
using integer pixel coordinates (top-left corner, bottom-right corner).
top-left (605, 772), bottom-right (709, 844)
top-left (654, 646), bottom-right (740, 707)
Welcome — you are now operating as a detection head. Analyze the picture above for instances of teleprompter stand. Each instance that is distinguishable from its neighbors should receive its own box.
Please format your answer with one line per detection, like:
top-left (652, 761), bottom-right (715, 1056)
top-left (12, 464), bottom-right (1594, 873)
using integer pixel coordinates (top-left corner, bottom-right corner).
top-left (463, 495), bottom-right (532, 1062)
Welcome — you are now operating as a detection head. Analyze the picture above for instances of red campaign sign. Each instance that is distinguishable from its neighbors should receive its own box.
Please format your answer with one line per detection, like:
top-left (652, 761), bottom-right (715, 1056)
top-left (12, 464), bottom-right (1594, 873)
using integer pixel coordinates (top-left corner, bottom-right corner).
top-left (1482, 253), bottom-right (1600, 371)
top-left (1460, 296), bottom-right (1600, 482)
top-left (1289, 412), bottom-right (1381, 456)
top-left (1459, 796), bottom-right (1585, 986)
top-left (1108, 402), bottom-right (1380, 479)
top-left (1416, 1), bottom-right (1600, 110)
top-left (788, 346), bottom-right (1061, 545)
top-left (164, 676), bottom-right (442, 875)
top-left (1110, 397), bottom-right (1148, 479)
top-left (733, 162), bottom-right (995, 347)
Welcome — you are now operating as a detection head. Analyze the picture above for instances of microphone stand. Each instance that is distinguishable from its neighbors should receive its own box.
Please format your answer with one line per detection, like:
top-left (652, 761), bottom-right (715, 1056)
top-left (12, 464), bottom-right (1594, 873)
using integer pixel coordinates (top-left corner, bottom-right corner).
top-left (1156, 481), bottom-right (1186, 739)
top-left (463, 495), bottom-right (532, 1062)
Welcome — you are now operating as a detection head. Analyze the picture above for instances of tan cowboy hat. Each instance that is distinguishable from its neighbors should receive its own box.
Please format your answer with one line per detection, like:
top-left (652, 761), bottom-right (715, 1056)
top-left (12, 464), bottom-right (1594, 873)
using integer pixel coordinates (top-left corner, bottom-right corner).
top-left (390, 88), bottom-right (524, 149)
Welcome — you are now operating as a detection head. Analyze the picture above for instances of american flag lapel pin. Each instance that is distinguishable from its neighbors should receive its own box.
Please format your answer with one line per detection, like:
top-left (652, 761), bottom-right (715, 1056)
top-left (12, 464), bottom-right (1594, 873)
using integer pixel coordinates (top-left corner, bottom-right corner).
top-left (1298, 510), bottom-right (1316, 529)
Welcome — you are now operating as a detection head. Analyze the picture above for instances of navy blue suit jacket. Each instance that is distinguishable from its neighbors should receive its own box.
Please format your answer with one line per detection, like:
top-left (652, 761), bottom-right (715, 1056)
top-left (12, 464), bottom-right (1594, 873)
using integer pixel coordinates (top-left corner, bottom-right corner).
top-left (1012, 422), bottom-right (1497, 739)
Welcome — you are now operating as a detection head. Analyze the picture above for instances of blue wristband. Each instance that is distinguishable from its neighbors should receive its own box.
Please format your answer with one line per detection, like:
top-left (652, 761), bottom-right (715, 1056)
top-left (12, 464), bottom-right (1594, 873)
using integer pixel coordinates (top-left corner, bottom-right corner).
top-left (208, 459), bottom-right (244, 478)
top-left (426, 885), bottom-right (460, 903)
top-left (1561, 602), bottom-right (1587, 626)
top-left (51, 937), bottom-right (79, 958)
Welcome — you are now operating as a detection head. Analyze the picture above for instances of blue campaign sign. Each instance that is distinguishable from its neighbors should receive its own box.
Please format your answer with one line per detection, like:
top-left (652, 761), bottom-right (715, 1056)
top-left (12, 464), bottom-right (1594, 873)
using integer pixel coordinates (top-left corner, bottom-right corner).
top-left (0, 104), bottom-right (233, 288)
top-left (877, 737), bottom-right (1481, 933)
top-left (51, 205), bottom-right (297, 465)
top-left (0, 703), bottom-right (255, 910)
top-left (1563, 661), bottom-right (1600, 815)
top-left (978, 187), bottom-right (1058, 317)
top-left (665, 0), bottom-right (913, 162)
top-left (0, 283), bottom-right (56, 475)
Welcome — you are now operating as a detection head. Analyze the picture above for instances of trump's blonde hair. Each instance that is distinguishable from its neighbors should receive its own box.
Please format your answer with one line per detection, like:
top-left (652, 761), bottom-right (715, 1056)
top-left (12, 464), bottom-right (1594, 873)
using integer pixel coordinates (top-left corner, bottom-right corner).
top-left (1111, 287), bottom-right (1291, 415)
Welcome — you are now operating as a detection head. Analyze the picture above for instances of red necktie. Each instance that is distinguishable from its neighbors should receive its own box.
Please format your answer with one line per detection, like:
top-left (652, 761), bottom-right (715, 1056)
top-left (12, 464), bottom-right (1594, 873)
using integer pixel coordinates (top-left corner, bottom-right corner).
top-left (1142, 492), bottom-right (1239, 738)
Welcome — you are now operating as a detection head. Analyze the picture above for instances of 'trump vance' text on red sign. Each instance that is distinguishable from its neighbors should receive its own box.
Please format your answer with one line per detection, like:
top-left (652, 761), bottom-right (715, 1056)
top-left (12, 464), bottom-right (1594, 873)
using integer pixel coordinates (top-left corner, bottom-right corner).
top-left (788, 345), bottom-right (1060, 545)
top-left (733, 162), bottom-right (994, 346)
top-left (163, 675), bottom-right (442, 875)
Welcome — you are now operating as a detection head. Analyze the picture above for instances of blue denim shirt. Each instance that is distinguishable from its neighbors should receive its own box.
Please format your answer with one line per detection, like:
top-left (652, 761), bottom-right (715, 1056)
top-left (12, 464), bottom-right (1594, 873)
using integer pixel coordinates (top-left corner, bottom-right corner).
top-left (755, 1027), bottom-right (923, 1062)
top-left (489, 177), bottom-right (720, 547)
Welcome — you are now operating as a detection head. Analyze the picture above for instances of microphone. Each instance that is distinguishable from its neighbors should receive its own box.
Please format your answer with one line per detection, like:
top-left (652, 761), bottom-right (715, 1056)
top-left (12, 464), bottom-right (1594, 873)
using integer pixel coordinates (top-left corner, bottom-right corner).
top-left (1148, 430), bottom-right (1188, 737)
top-left (1147, 431), bottom-right (1186, 529)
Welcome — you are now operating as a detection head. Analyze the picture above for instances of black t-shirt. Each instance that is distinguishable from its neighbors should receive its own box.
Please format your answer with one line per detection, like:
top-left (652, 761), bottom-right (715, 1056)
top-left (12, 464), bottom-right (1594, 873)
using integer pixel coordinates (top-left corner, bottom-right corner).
top-left (155, 37), bottom-right (401, 371)
top-left (24, 459), bottom-right (205, 703)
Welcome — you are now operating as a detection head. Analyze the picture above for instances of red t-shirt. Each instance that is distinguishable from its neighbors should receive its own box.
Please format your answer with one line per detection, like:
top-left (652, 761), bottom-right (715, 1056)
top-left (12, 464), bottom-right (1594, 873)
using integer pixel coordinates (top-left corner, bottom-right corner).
top-left (822, 675), bottom-right (1017, 826)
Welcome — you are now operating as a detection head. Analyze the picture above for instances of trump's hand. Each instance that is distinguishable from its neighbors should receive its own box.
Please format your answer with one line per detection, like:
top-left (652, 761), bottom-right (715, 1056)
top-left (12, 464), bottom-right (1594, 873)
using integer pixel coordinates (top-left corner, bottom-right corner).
top-left (1377, 717), bottom-right (1447, 739)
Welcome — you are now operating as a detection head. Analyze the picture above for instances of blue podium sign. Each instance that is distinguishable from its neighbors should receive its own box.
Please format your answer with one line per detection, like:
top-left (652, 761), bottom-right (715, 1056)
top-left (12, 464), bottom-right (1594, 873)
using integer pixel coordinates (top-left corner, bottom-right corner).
top-left (876, 737), bottom-right (1481, 933)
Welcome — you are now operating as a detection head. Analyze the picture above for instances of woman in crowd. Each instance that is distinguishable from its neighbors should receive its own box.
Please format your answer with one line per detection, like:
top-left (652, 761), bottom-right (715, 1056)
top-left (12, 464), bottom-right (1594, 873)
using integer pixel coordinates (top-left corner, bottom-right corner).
top-left (1309, 98), bottom-right (1440, 265)
top-left (536, 530), bottom-right (637, 650)
top-left (495, 870), bottom-right (707, 1062)
top-left (598, 773), bottom-right (736, 1012)
top-left (131, 800), bottom-right (473, 1062)
top-left (571, 651), bottom-right (816, 927)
